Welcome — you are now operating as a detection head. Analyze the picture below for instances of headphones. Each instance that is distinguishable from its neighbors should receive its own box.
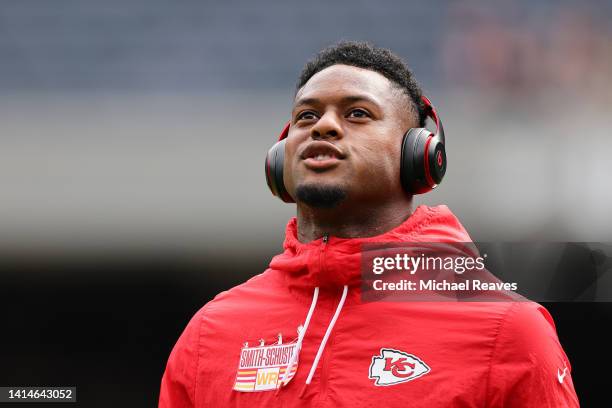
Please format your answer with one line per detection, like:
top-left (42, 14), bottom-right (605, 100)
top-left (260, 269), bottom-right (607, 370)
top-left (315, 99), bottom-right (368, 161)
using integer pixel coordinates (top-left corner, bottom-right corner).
top-left (265, 95), bottom-right (446, 203)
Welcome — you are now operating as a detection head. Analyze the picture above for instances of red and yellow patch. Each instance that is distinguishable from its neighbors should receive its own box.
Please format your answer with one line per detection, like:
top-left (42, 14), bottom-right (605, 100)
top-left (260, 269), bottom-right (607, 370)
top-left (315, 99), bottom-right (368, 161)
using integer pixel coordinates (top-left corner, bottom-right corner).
top-left (233, 341), bottom-right (298, 392)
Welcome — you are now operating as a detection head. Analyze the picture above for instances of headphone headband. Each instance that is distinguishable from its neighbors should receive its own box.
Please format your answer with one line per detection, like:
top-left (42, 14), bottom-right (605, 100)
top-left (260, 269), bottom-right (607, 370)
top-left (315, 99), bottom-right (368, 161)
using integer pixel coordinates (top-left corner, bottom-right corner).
top-left (277, 121), bottom-right (290, 141)
top-left (421, 95), bottom-right (445, 144)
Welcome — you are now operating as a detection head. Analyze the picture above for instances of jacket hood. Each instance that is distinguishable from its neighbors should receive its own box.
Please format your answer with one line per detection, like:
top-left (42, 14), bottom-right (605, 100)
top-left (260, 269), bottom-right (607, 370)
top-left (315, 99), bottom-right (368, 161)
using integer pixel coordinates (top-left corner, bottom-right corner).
top-left (269, 205), bottom-right (473, 300)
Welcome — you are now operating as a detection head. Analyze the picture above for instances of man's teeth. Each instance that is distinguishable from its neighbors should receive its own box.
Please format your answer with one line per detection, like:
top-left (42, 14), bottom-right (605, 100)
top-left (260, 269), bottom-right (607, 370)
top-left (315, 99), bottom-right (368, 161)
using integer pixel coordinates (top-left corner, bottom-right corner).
top-left (313, 154), bottom-right (333, 161)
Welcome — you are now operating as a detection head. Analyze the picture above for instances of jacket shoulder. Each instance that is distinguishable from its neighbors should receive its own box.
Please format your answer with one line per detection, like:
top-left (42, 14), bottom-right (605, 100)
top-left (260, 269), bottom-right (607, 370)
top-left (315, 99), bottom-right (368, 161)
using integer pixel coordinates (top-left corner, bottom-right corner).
top-left (203, 269), bottom-right (285, 312)
top-left (485, 301), bottom-right (580, 407)
top-left (159, 269), bottom-right (284, 407)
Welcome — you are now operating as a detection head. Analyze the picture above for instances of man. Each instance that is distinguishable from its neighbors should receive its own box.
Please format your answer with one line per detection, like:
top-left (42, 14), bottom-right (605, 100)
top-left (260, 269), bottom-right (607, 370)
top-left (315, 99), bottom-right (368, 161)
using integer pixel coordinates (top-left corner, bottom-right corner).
top-left (159, 42), bottom-right (579, 407)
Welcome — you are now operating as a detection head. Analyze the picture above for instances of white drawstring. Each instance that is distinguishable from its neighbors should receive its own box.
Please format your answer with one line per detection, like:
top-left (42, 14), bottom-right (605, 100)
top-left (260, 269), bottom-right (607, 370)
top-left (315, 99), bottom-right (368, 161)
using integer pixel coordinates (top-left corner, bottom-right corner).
top-left (276, 285), bottom-right (349, 397)
top-left (276, 287), bottom-right (319, 393)
top-left (303, 285), bottom-right (348, 387)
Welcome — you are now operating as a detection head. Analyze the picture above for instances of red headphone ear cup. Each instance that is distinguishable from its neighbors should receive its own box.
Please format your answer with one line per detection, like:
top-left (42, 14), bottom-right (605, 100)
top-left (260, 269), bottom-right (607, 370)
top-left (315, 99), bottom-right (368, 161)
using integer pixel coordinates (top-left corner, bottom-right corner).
top-left (426, 140), bottom-right (446, 185)
top-left (401, 128), bottom-right (433, 194)
top-left (265, 139), bottom-right (294, 203)
top-left (401, 97), bottom-right (446, 194)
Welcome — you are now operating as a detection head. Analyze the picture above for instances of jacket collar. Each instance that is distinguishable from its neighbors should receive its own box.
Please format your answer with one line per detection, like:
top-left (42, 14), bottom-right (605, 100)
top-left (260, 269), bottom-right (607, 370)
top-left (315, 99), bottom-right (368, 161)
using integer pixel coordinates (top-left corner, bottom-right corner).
top-left (269, 205), bottom-right (471, 303)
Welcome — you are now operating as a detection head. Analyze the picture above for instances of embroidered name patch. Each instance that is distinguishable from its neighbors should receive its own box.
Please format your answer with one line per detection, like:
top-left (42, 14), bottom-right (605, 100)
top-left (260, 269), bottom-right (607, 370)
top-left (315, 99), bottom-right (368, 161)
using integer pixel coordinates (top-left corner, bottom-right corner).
top-left (233, 340), bottom-right (298, 392)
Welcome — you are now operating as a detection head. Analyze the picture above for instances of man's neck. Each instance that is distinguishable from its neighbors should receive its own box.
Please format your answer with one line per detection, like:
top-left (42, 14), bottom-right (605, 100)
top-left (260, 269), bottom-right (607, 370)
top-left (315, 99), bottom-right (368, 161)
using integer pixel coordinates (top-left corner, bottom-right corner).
top-left (296, 200), bottom-right (414, 243)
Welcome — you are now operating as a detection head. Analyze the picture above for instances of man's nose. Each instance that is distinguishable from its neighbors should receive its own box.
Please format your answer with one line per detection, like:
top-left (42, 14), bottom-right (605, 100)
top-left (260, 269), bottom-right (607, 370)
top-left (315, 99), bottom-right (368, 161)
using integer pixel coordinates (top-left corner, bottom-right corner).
top-left (311, 111), bottom-right (343, 140)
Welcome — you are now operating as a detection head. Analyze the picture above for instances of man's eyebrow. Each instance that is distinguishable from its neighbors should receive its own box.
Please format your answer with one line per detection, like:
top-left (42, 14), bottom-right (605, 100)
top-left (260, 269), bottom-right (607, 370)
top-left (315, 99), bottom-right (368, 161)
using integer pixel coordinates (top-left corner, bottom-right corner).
top-left (293, 94), bottom-right (381, 109)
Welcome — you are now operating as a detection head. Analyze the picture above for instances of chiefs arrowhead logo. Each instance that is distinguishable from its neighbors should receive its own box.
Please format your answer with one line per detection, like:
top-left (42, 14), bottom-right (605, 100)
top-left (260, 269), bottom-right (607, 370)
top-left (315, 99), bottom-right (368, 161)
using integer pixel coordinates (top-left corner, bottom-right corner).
top-left (369, 348), bottom-right (430, 386)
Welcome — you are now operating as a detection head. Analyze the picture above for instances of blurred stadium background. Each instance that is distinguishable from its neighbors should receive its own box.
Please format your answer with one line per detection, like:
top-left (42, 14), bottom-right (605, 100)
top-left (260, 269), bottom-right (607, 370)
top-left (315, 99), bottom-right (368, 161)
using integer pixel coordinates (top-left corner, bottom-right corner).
top-left (1, 1), bottom-right (611, 406)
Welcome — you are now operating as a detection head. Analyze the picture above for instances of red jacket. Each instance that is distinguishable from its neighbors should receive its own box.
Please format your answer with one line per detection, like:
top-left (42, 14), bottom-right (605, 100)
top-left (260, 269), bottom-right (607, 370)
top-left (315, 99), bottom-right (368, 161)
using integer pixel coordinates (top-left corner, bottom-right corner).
top-left (160, 205), bottom-right (580, 407)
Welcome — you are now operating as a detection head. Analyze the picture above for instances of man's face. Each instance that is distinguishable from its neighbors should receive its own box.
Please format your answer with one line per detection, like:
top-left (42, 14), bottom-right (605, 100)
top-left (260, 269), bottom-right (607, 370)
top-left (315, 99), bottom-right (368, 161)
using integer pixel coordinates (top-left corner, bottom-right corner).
top-left (284, 64), bottom-right (414, 208)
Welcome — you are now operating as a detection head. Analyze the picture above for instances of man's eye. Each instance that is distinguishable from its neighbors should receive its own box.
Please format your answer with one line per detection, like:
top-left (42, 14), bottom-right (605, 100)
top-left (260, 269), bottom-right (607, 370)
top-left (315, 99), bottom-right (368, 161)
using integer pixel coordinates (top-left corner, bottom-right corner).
top-left (297, 111), bottom-right (318, 121)
top-left (348, 109), bottom-right (370, 118)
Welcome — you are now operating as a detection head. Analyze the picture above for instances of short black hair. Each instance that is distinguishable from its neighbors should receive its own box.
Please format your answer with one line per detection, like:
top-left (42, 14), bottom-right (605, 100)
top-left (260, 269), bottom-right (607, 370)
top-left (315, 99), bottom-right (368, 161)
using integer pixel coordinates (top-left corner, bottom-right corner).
top-left (296, 41), bottom-right (427, 127)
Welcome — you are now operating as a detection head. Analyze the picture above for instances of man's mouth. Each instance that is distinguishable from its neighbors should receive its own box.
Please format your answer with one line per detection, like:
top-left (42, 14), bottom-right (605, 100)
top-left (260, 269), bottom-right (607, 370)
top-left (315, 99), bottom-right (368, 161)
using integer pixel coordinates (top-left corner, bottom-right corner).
top-left (303, 156), bottom-right (341, 170)
top-left (301, 142), bottom-right (345, 171)
top-left (311, 154), bottom-right (336, 161)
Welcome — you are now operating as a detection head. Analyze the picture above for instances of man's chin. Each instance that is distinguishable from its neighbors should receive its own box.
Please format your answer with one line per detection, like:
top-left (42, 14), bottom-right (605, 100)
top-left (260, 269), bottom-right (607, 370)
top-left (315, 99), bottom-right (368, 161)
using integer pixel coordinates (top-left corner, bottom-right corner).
top-left (295, 183), bottom-right (347, 209)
